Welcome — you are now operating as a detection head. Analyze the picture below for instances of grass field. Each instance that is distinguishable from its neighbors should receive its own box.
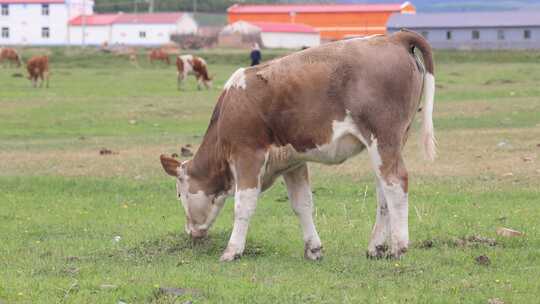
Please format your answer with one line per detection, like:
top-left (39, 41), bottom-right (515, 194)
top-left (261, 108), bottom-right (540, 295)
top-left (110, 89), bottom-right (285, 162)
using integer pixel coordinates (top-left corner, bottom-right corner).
top-left (1, 49), bottom-right (539, 304)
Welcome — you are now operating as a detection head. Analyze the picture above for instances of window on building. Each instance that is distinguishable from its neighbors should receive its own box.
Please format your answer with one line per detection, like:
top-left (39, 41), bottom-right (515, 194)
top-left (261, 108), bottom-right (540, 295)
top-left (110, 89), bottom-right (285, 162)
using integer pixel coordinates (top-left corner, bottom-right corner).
top-left (472, 30), bottom-right (480, 40)
top-left (41, 27), bottom-right (50, 38)
top-left (1, 27), bottom-right (9, 39)
top-left (42, 4), bottom-right (49, 15)
top-left (497, 30), bottom-right (505, 40)
top-left (139, 31), bottom-right (146, 38)
top-left (1, 4), bottom-right (8, 16)
top-left (524, 29), bottom-right (531, 40)
top-left (446, 31), bottom-right (452, 40)
top-left (421, 31), bottom-right (429, 39)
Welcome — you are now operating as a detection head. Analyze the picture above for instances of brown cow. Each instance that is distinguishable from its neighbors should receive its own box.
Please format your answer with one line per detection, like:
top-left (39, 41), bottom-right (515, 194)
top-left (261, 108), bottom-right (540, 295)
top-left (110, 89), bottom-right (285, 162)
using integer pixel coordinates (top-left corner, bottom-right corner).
top-left (148, 49), bottom-right (170, 65)
top-left (26, 55), bottom-right (50, 88)
top-left (0, 48), bottom-right (23, 67)
top-left (160, 31), bottom-right (436, 262)
top-left (176, 55), bottom-right (212, 90)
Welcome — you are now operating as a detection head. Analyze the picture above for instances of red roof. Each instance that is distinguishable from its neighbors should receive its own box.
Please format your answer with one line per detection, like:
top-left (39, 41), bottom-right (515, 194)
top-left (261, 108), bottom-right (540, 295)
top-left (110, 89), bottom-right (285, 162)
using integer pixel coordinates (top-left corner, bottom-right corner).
top-left (0, 0), bottom-right (63, 3)
top-left (69, 12), bottom-right (184, 26)
top-left (228, 3), bottom-right (409, 14)
top-left (250, 22), bottom-right (317, 33)
top-left (69, 14), bottom-right (119, 26)
top-left (115, 12), bottom-right (183, 24)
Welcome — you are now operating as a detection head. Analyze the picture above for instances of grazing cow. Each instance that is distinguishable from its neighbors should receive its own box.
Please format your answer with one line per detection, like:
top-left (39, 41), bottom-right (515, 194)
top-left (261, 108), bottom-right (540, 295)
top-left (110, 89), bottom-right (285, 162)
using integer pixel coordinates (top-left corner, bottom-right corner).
top-left (176, 55), bottom-right (212, 90)
top-left (0, 48), bottom-right (23, 67)
top-left (160, 30), bottom-right (436, 262)
top-left (26, 55), bottom-right (50, 88)
top-left (148, 49), bottom-right (170, 65)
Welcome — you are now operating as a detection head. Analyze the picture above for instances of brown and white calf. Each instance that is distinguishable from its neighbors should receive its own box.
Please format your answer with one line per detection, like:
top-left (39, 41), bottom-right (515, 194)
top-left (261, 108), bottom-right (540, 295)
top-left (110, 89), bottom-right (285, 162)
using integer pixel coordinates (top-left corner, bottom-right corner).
top-left (161, 31), bottom-right (436, 262)
top-left (148, 49), bottom-right (170, 65)
top-left (26, 55), bottom-right (50, 88)
top-left (176, 55), bottom-right (212, 90)
top-left (0, 48), bottom-right (23, 67)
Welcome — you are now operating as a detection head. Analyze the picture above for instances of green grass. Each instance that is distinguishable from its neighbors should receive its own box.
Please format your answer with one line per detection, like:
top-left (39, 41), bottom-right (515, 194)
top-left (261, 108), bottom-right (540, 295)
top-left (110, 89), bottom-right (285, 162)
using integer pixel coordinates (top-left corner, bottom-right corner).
top-left (1, 49), bottom-right (540, 303)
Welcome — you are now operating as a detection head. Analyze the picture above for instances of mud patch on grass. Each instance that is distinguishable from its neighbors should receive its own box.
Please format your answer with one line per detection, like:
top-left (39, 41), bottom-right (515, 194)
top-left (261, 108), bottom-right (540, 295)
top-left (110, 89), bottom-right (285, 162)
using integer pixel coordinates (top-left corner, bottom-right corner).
top-left (483, 79), bottom-right (515, 86)
top-left (416, 235), bottom-right (498, 249)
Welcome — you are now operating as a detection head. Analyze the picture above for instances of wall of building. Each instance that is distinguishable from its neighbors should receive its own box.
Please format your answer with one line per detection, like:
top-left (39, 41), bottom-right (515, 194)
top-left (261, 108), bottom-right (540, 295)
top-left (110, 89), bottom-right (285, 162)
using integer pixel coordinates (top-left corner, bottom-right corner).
top-left (68, 25), bottom-right (111, 45)
top-left (111, 24), bottom-right (177, 46)
top-left (261, 32), bottom-right (320, 49)
top-left (0, 3), bottom-right (68, 45)
top-left (68, 15), bottom-right (197, 46)
top-left (229, 11), bottom-right (400, 40)
top-left (388, 27), bottom-right (540, 49)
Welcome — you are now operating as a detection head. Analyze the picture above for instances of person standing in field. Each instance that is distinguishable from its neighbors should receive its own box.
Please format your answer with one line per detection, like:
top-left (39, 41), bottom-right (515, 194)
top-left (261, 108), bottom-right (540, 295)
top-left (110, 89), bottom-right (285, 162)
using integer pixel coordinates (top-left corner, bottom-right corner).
top-left (250, 43), bottom-right (261, 66)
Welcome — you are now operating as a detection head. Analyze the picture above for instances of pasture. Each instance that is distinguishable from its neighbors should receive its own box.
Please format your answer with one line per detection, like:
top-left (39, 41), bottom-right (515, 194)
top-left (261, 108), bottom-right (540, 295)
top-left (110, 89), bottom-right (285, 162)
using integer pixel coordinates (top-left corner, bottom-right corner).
top-left (1, 49), bottom-right (539, 303)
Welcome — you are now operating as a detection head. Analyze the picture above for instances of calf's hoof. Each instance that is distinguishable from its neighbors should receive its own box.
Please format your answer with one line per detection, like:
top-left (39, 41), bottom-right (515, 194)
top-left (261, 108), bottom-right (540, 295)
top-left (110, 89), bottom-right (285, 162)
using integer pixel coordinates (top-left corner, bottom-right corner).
top-left (219, 247), bottom-right (242, 262)
top-left (304, 244), bottom-right (323, 261)
top-left (366, 244), bottom-right (388, 259)
top-left (387, 247), bottom-right (408, 260)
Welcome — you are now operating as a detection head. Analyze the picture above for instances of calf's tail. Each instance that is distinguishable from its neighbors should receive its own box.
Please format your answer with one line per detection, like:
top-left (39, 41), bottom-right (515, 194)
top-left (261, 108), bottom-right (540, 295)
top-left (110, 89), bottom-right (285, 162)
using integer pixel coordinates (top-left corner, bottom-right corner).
top-left (393, 30), bottom-right (436, 161)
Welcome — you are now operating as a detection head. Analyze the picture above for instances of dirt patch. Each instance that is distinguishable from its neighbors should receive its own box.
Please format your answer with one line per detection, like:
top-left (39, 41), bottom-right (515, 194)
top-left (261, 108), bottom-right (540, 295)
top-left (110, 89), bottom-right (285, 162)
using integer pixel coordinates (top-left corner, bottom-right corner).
top-left (475, 255), bottom-right (491, 266)
top-left (99, 148), bottom-right (118, 155)
top-left (483, 79), bottom-right (515, 85)
top-left (181, 146), bottom-right (193, 157)
top-left (416, 235), bottom-right (497, 249)
top-left (456, 235), bottom-right (497, 247)
top-left (150, 286), bottom-right (201, 303)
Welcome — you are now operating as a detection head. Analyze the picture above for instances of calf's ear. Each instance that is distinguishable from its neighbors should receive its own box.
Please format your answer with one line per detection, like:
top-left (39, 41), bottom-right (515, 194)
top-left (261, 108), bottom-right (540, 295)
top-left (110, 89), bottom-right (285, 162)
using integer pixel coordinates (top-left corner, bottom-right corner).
top-left (160, 154), bottom-right (180, 176)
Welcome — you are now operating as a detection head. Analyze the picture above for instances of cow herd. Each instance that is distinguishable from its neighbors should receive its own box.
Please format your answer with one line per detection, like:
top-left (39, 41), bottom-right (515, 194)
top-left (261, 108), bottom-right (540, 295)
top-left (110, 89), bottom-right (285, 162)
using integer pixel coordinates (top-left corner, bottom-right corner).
top-left (1, 48), bottom-right (49, 88)
top-left (1, 46), bottom-right (211, 91)
top-left (3, 31), bottom-right (437, 262)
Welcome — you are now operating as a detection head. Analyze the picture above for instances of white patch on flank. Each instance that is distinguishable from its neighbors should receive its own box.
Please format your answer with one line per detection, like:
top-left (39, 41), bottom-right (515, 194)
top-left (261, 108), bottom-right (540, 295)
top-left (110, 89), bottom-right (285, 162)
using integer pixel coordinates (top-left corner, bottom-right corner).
top-left (302, 111), bottom-right (364, 164)
top-left (224, 68), bottom-right (247, 91)
top-left (422, 72), bottom-right (437, 161)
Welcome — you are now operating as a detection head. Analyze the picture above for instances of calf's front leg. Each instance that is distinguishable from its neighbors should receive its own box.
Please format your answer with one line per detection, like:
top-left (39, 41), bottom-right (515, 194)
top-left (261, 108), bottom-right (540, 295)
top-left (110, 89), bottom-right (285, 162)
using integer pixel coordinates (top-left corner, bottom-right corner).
top-left (283, 164), bottom-right (322, 260)
top-left (220, 187), bottom-right (260, 262)
top-left (220, 152), bottom-right (266, 262)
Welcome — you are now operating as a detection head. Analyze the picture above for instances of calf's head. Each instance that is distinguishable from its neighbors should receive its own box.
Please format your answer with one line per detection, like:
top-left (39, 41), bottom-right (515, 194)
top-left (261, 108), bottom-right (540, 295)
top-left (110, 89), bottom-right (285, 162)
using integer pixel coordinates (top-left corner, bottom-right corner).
top-left (160, 155), bottom-right (226, 239)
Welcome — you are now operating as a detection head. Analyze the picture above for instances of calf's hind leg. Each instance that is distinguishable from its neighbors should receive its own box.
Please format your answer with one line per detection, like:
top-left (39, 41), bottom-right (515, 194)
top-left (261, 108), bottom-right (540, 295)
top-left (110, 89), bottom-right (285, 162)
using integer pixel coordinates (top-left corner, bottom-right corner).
top-left (366, 178), bottom-right (390, 258)
top-left (364, 136), bottom-right (409, 259)
top-left (283, 164), bottom-right (322, 260)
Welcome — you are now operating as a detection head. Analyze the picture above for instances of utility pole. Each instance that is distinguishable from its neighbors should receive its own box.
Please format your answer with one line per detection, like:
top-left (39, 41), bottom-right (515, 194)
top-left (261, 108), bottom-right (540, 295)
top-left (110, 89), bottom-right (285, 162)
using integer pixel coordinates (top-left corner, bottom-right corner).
top-left (82, 0), bottom-right (87, 47)
top-left (193, 0), bottom-right (197, 15)
top-left (148, 0), bottom-right (154, 13)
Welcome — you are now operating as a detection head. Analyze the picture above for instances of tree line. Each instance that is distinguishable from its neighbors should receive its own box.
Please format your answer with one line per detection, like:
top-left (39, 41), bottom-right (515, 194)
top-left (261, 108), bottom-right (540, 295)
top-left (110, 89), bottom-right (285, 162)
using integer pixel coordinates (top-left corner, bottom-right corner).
top-left (94, 0), bottom-right (335, 14)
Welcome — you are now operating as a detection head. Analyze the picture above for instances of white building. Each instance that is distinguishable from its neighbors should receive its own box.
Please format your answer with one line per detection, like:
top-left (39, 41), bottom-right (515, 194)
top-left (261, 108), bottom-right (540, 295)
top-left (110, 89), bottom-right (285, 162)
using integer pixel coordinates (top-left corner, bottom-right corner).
top-left (0, 0), bottom-right (92, 45)
top-left (220, 21), bottom-right (320, 49)
top-left (253, 22), bottom-right (320, 49)
top-left (69, 12), bottom-right (198, 46)
top-left (0, 0), bottom-right (196, 46)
